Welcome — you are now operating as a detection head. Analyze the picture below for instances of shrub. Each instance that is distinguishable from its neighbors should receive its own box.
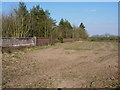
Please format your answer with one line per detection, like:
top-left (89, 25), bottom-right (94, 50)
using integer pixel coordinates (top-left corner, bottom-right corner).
top-left (58, 35), bottom-right (64, 43)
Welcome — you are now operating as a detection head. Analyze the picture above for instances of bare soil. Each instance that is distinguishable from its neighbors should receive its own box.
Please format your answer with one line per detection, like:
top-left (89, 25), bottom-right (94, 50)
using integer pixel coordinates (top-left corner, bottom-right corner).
top-left (2, 41), bottom-right (119, 88)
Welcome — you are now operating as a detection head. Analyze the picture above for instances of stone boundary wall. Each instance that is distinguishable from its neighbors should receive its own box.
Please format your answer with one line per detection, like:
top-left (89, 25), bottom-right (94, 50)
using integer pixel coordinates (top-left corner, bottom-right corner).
top-left (1, 37), bottom-right (36, 47)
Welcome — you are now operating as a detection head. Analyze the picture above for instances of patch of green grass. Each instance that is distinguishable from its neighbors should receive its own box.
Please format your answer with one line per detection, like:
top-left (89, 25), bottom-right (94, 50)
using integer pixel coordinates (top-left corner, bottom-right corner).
top-left (65, 47), bottom-right (92, 51)
top-left (96, 53), bottom-right (117, 62)
top-left (80, 56), bottom-right (88, 58)
top-left (34, 45), bottom-right (50, 50)
top-left (109, 80), bottom-right (120, 88)
top-left (53, 43), bottom-right (63, 47)
top-left (64, 41), bottom-right (111, 51)
top-left (52, 43), bottom-right (64, 49)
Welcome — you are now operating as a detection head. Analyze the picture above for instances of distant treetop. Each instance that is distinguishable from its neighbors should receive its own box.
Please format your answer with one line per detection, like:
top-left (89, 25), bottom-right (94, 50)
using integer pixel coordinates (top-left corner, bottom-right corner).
top-left (79, 22), bottom-right (85, 29)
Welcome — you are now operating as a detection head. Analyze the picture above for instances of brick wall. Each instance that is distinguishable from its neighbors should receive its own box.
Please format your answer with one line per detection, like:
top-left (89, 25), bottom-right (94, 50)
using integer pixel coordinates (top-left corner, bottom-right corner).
top-left (36, 38), bottom-right (50, 46)
top-left (1, 37), bottom-right (82, 47)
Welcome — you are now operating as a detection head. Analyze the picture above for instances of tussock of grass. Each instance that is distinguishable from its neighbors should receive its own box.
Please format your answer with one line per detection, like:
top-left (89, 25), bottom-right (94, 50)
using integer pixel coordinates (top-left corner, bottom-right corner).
top-left (2, 45), bottom-right (51, 59)
top-left (109, 80), bottom-right (120, 88)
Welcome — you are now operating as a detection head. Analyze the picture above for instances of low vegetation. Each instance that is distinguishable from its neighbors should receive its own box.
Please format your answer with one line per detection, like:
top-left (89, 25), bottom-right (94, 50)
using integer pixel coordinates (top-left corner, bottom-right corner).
top-left (2, 45), bottom-right (51, 59)
top-left (89, 34), bottom-right (119, 42)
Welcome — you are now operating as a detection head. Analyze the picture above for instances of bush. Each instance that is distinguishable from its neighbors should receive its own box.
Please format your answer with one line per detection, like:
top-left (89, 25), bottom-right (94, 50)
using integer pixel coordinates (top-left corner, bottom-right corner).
top-left (89, 35), bottom-right (118, 42)
top-left (58, 35), bottom-right (64, 43)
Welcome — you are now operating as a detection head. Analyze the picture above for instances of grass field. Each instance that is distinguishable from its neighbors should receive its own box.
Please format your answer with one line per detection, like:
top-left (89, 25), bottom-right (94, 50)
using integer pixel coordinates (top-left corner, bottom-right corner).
top-left (2, 41), bottom-right (119, 88)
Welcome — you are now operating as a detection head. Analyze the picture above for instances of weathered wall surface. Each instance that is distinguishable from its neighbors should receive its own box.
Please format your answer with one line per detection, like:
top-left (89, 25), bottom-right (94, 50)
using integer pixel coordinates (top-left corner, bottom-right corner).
top-left (1, 37), bottom-right (36, 47)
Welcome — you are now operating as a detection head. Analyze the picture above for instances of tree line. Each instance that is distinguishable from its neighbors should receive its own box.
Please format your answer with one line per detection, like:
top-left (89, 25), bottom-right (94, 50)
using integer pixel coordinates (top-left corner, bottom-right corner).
top-left (89, 34), bottom-right (119, 42)
top-left (2, 2), bottom-right (88, 40)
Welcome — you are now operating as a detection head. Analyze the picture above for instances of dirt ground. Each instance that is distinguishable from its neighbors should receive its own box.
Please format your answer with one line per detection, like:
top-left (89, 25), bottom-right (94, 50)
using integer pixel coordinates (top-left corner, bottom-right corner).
top-left (2, 41), bottom-right (119, 88)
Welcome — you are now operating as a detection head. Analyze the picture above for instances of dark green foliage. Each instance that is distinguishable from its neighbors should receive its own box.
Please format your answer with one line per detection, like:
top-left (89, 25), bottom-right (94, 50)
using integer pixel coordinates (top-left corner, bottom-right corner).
top-left (79, 22), bottom-right (85, 29)
top-left (58, 35), bottom-right (64, 43)
top-left (73, 24), bottom-right (88, 39)
top-left (2, 2), bottom-right (55, 38)
top-left (78, 27), bottom-right (88, 39)
top-left (2, 2), bottom-right (89, 40)
top-left (58, 19), bottom-right (73, 38)
top-left (28, 5), bottom-right (56, 38)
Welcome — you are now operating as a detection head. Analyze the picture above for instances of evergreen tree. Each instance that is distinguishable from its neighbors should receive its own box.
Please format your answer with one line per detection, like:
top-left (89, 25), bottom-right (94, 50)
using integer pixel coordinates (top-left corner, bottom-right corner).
top-left (14, 2), bottom-right (29, 37)
top-left (78, 23), bottom-right (88, 39)
top-left (2, 2), bottom-right (89, 40)
top-left (58, 19), bottom-right (73, 38)
top-left (79, 22), bottom-right (85, 29)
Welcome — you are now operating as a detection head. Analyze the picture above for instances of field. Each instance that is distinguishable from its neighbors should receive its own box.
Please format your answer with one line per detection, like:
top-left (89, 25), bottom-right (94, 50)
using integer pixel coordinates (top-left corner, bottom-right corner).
top-left (2, 41), bottom-right (119, 88)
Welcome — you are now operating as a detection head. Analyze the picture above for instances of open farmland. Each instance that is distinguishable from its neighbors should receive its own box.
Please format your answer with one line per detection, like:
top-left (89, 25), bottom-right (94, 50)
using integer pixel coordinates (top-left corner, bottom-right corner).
top-left (2, 41), bottom-right (119, 88)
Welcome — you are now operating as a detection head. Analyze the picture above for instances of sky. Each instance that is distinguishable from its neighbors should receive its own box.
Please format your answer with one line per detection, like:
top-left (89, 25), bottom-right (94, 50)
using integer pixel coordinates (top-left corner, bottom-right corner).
top-left (2, 2), bottom-right (118, 36)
